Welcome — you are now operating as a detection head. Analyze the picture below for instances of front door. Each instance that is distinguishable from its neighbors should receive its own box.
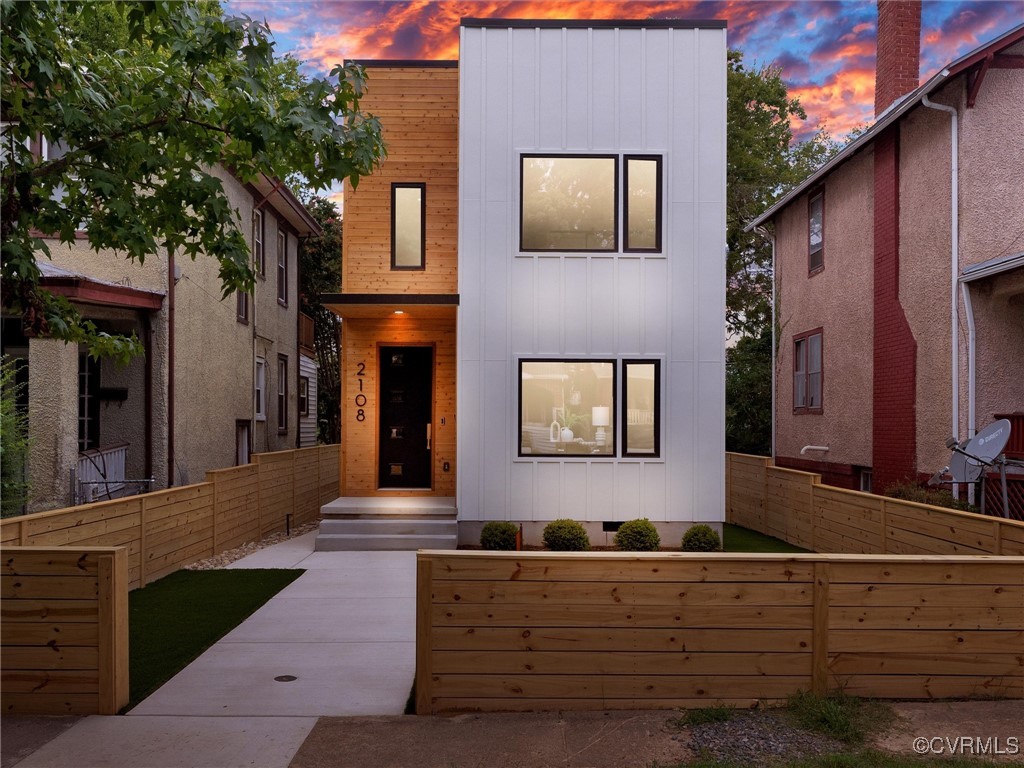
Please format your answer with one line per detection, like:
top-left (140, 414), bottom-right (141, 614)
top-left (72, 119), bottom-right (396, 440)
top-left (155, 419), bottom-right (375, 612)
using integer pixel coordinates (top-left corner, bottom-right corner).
top-left (378, 346), bottom-right (433, 489)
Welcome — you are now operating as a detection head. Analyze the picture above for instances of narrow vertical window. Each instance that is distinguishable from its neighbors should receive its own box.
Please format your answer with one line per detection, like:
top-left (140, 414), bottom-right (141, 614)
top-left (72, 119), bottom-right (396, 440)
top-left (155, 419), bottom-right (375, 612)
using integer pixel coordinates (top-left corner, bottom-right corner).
top-left (392, 183), bottom-right (426, 269)
top-left (623, 360), bottom-right (660, 457)
top-left (78, 351), bottom-right (100, 451)
top-left (253, 208), bottom-right (265, 274)
top-left (298, 376), bottom-right (309, 416)
top-left (794, 330), bottom-right (823, 413)
top-left (794, 338), bottom-right (807, 409)
top-left (236, 421), bottom-right (251, 466)
top-left (277, 355), bottom-right (288, 432)
top-left (277, 230), bottom-right (288, 305)
top-left (624, 156), bottom-right (662, 252)
top-left (255, 358), bottom-right (266, 421)
top-left (808, 190), bottom-right (824, 273)
top-left (236, 290), bottom-right (249, 324)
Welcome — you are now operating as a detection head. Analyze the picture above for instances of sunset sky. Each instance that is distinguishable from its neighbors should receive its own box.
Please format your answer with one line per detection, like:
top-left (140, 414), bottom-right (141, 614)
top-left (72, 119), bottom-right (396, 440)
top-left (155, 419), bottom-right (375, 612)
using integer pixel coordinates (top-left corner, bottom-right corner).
top-left (229, 1), bottom-right (1022, 202)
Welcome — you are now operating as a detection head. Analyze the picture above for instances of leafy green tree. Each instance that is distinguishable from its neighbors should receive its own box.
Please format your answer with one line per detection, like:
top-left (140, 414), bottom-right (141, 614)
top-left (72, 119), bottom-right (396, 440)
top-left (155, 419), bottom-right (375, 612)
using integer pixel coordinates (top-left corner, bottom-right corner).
top-left (1, 0), bottom-right (385, 362)
top-left (1, 356), bottom-right (30, 517)
top-left (298, 196), bottom-right (342, 444)
top-left (725, 329), bottom-right (772, 455)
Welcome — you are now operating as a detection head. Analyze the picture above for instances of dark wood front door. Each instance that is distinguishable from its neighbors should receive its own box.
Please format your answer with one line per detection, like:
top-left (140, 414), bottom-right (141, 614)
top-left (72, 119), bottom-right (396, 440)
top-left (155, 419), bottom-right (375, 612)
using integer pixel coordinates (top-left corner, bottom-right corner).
top-left (378, 346), bottom-right (433, 489)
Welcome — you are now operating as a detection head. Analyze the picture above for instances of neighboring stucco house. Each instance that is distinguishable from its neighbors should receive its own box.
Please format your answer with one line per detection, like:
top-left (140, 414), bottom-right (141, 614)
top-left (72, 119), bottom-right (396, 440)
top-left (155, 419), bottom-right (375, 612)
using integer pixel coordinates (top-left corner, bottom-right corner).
top-left (1, 167), bottom-right (320, 511)
top-left (750, 4), bottom-right (1023, 502)
top-left (319, 17), bottom-right (727, 548)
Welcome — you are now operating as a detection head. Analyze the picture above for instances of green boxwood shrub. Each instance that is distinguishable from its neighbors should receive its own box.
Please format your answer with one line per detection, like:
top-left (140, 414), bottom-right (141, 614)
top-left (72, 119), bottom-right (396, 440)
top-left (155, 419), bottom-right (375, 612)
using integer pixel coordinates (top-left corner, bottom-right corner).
top-left (682, 524), bottom-right (722, 552)
top-left (614, 518), bottom-right (661, 551)
top-left (480, 521), bottom-right (519, 550)
top-left (542, 519), bottom-right (590, 551)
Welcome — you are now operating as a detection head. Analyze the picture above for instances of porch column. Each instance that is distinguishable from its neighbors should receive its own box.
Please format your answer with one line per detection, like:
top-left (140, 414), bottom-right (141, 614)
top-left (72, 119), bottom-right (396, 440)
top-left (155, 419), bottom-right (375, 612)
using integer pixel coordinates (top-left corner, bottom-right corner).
top-left (27, 338), bottom-right (80, 511)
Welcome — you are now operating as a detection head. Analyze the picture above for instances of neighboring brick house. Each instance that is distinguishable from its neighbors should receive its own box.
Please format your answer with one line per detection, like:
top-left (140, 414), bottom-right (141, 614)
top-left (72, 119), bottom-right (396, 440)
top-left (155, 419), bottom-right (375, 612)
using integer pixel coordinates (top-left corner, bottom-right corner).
top-left (750, 4), bottom-right (1023, 496)
top-left (0, 168), bottom-right (320, 511)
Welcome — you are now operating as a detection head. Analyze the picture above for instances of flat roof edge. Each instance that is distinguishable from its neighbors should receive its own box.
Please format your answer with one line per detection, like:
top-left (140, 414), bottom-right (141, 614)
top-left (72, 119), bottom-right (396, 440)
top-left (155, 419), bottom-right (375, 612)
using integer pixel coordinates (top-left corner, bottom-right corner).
top-left (321, 293), bottom-right (460, 306)
top-left (460, 18), bottom-right (727, 30)
top-left (348, 59), bottom-right (459, 68)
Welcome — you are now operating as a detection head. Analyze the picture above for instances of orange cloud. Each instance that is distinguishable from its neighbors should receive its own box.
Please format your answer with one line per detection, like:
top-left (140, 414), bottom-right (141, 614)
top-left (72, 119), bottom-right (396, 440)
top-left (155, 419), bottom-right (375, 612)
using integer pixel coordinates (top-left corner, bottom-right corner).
top-left (788, 67), bottom-right (876, 138)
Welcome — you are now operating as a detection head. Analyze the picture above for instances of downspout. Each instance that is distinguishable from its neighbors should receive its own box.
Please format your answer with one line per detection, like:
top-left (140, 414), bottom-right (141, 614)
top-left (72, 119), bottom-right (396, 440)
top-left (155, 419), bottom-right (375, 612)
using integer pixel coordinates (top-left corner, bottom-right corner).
top-left (167, 247), bottom-right (176, 487)
top-left (770, 231), bottom-right (777, 461)
top-left (959, 282), bottom-right (976, 440)
top-left (920, 94), bottom-right (959, 491)
top-left (143, 312), bottom-right (153, 482)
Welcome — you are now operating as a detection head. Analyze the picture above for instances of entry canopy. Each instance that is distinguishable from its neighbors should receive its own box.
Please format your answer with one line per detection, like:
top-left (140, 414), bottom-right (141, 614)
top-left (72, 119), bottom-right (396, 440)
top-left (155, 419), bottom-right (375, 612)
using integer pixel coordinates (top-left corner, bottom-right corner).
top-left (322, 293), bottom-right (459, 320)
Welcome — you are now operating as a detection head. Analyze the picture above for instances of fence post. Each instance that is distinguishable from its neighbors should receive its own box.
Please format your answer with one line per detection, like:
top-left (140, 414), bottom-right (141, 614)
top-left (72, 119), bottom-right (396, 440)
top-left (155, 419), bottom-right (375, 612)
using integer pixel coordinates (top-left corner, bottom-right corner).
top-left (811, 560), bottom-right (830, 696)
top-left (415, 555), bottom-right (433, 714)
top-left (290, 450), bottom-right (298, 529)
top-left (139, 495), bottom-right (148, 588)
top-left (19, 518), bottom-right (28, 545)
top-left (993, 520), bottom-right (1002, 555)
top-left (211, 472), bottom-right (220, 556)
top-left (97, 550), bottom-right (129, 715)
top-left (880, 499), bottom-right (889, 554)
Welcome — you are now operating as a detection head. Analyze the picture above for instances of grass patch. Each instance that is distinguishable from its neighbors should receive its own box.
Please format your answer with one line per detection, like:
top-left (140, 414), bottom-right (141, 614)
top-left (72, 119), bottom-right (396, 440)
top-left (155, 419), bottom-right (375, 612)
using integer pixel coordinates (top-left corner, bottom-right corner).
top-left (723, 523), bottom-right (808, 553)
top-left (670, 704), bottom-right (736, 728)
top-left (785, 691), bottom-right (892, 745)
top-left (127, 568), bottom-right (302, 710)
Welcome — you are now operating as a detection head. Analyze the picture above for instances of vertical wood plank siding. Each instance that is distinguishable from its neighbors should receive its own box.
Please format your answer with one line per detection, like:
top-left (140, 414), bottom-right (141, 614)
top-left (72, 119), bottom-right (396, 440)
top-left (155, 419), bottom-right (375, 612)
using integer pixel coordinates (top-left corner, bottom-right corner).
top-left (415, 551), bottom-right (1024, 713)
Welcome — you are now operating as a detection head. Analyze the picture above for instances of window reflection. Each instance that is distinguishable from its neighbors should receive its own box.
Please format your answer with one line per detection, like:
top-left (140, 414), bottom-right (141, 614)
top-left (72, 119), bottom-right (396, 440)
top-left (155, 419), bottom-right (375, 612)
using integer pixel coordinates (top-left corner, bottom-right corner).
top-left (393, 184), bottom-right (424, 268)
top-left (521, 156), bottom-right (616, 251)
top-left (625, 157), bottom-right (660, 251)
top-left (520, 361), bottom-right (615, 455)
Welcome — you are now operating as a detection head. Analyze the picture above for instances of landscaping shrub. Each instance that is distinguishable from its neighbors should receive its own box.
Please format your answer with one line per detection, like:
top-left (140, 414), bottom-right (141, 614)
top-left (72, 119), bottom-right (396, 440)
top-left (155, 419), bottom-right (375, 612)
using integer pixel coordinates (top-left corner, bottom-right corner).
top-left (884, 481), bottom-right (975, 513)
top-left (480, 521), bottom-right (519, 550)
top-left (542, 519), bottom-right (590, 551)
top-left (614, 518), bottom-right (661, 551)
top-left (682, 524), bottom-right (722, 552)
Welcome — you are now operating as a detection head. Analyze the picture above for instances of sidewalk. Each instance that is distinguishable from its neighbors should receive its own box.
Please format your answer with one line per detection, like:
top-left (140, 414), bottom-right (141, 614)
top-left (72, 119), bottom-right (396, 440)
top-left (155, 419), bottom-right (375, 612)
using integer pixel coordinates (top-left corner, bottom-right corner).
top-left (8, 532), bottom-right (417, 768)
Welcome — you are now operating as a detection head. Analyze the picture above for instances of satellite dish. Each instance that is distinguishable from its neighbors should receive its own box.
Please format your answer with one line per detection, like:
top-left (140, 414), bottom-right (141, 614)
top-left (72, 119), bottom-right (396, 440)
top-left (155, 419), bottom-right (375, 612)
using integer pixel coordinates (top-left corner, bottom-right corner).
top-left (949, 450), bottom-right (982, 483)
top-left (962, 419), bottom-right (1011, 464)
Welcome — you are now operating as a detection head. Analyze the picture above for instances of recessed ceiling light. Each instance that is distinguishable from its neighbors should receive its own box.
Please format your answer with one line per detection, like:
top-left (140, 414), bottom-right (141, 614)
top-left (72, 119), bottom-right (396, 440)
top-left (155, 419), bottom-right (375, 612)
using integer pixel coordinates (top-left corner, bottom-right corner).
top-left (393, 310), bottom-right (405, 315)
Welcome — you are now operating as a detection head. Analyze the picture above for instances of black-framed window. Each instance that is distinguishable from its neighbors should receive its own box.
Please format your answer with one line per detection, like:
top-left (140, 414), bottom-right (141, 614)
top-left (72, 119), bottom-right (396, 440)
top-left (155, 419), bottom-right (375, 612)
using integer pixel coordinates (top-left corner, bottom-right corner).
top-left (277, 230), bottom-right (288, 305)
top-left (808, 189), bottom-right (824, 274)
top-left (277, 354), bottom-right (288, 432)
top-left (794, 329), bottom-right (823, 413)
top-left (624, 156), bottom-right (662, 252)
top-left (236, 290), bottom-right (249, 324)
top-left (236, 420), bottom-right (251, 466)
top-left (520, 155), bottom-right (618, 252)
top-left (298, 376), bottom-right (309, 416)
top-left (255, 357), bottom-right (266, 421)
top-left (519, 359), bottom-right (616, 457)
top-left (78, 351), bottom-right (100, 451)
top-left (391, 182), bottom-right (426, 270)
top-left (253, 208), bottom-right (265, 275)
top-left (622, 359), bottom-right (660, 457)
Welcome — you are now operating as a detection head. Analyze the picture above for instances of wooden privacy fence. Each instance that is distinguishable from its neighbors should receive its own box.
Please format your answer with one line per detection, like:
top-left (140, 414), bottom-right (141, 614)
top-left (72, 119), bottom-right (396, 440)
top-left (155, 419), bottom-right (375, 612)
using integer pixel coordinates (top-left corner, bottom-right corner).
top-left (0, 445), bottom-right (339, 591)
top-left (415, 551), bottom-right (1024, 714)
top-left (725, 453), bottom-right (1024, 556)
top-left (2, 547), bottom-right (129, 715)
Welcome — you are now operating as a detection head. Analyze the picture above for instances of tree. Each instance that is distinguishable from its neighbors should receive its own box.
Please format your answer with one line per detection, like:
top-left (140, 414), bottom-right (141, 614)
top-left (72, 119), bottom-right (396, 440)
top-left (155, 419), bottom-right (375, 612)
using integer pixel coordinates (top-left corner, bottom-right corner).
top-left (725, 329), bottom-right (772, 455)
top-left (298, 196), bottom-right (342, 444)
top-left (1, 356), bottom-right (30, 517)
top-left (1, 0), bottom-right (385, 361)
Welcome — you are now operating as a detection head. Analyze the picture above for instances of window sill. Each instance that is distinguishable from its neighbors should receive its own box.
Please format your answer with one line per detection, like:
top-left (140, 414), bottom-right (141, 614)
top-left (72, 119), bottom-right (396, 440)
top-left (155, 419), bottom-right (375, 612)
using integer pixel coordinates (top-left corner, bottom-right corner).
top-left (513, 456), bottom-right (665, 464)
top-left (793, 408), bottom-right (824, 416)
top-left (278, 299), bottom-right (288, 308)
top-left (808, 264), bottom-right (825, 278)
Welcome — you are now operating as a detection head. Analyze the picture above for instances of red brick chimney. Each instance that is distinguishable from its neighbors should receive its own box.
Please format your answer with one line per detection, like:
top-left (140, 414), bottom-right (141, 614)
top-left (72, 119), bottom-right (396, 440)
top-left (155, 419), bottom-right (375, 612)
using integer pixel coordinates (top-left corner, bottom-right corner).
top-left (874, 0), bottom-right (921, 116)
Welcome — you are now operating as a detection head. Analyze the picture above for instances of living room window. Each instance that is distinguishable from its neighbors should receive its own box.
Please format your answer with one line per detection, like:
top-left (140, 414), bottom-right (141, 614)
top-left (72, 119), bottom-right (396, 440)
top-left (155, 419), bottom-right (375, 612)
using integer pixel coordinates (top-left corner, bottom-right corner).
top-left (794, 329), bottom-right (823, 413)
top-left (520, 155), bottom-right (618, 252)
top-left (622, 360), bottom-right (660, 457)
top-left (808, 189), bottom-right (824, 274)
top-left (519, 360), bottom-right (616, 457)
top-left (624, 156), bottom-right (662, 252)
top-left (392, 183), bottom-right (426, 269)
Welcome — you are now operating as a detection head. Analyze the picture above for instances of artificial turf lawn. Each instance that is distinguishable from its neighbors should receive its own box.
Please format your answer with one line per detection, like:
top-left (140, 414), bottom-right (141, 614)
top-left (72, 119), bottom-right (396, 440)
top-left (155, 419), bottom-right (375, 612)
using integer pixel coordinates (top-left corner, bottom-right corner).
top-left (723, 523), bottom-right (809, 553)
top-left (127, 568), bottom-right (303, 710)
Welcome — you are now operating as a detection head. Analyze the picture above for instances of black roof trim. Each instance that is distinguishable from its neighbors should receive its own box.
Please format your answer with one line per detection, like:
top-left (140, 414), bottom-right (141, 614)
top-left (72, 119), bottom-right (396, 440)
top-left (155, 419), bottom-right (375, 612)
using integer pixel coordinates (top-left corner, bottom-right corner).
top-left (321, 293), bottom-right (460, 306)
top-left (461, 18), bottom-right (727, 30)
top-left (348, 59), bottom-right (459, 68)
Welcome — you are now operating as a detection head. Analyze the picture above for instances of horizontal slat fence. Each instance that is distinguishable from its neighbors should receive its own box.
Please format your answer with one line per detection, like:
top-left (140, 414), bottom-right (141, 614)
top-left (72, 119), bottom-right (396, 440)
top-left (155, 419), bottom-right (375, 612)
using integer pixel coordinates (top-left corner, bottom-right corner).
top-left (1, 445), bottom-right (339, 591)
top-left (415, 551), bottom-right (1024, 714)
top-left (726, 453), bottom-right (1024, 556)
top-left (2, 547), bottom-right (128, 715)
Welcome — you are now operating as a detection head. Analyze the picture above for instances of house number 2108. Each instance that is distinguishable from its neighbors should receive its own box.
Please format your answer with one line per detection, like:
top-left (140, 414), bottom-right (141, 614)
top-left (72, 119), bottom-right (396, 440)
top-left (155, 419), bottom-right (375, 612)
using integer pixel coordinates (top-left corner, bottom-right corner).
top-left (354, 362), bottom-right (367, 421)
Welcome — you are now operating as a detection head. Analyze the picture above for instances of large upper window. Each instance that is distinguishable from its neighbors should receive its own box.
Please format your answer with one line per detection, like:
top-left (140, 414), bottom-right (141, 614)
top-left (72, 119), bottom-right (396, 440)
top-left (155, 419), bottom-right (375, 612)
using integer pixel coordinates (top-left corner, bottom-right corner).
top-left (622, 360), bottom-right (660, 457)
top-left (519, 360), bottom-right (616, 456)
top-left (392, 183), bottom-right (425, 269)
top-left (808, 190), bottom-right (824, 273)
top-left (794, 330), bottom-right (823, 413)
top-left (521, 155), bottom-right (617, 252)
top-left (624, 156), bottom-right (662, 252)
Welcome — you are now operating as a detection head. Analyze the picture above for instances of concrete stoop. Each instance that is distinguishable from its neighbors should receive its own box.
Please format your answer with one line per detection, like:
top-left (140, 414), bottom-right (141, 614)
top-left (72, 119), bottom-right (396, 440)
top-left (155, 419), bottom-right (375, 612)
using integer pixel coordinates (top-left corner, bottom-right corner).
top-left (316, 496), bottom-right (458, 551)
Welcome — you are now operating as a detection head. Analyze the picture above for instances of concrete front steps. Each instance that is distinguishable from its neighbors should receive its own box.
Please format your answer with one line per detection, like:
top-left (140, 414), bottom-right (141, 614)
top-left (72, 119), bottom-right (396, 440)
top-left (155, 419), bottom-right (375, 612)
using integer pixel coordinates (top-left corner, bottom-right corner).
top-left (315, 496), bottom-right (458, 551)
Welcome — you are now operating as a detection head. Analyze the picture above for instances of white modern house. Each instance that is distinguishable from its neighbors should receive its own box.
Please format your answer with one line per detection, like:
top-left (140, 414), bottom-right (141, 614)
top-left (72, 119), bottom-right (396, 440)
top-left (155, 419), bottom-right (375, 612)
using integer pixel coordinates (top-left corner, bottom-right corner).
top-left (320, 18), bottom-right (727, 548)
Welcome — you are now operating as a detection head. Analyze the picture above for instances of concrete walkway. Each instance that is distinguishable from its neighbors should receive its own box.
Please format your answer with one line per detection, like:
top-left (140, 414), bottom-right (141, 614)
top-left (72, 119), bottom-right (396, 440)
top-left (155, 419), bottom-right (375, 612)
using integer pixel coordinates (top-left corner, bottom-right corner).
top-left (10, 532), bottom-right (417, 767)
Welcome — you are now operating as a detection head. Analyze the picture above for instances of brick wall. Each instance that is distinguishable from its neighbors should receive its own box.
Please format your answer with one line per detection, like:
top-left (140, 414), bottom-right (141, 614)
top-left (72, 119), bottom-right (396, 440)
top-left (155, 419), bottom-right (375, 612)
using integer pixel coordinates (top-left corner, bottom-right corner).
top-left (872, 128), bottom-right (918, 491)
top-left (874, 0), bottom-right (921, 116)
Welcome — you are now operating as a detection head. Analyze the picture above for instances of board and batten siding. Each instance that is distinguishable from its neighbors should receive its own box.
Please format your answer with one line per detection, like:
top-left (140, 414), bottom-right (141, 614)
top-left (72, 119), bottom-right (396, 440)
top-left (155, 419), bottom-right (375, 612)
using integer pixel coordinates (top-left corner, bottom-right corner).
top-left (298, 354), bottom-right (318, 448)
top-left (457, 23), bottom-right (727, 523)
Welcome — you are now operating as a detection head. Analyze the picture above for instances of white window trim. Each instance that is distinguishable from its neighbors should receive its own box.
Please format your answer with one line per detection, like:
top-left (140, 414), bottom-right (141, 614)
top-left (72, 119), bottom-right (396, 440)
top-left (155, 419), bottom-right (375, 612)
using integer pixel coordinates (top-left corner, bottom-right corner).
top-left (255, 358), bottom-right (267, 421)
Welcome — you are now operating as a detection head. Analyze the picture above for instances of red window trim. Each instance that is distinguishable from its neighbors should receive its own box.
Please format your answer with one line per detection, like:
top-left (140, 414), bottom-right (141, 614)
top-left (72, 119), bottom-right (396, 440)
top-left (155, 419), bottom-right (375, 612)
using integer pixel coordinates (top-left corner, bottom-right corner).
top-left (807, 187), bottom-right (825, 277)
top-left (793, 327), bottom-right (824, 415)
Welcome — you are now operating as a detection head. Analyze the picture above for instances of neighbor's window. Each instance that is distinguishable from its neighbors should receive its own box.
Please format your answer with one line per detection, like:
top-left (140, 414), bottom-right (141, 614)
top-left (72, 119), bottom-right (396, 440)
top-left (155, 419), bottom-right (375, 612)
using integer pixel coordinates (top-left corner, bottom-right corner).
top-left (253, 208), bottom-right (265, 274)
top-left (236, 290), bottom-right (249, 324)
top-left (277, 230), bottom-right (288, 305)
top-left (808, 190), bottom-right (824, 273)
top-left (623, 360), bottom-right (660, 457)
top-left (255, 358), bottom-right (266, 421)
top-left (519, 360), bottom-right (615, 457)
top-left (298, 376), bottom-right (309, 416)
top-left (624, 156), bottom-right (662, 252)
top-left (392, 183), bottom-right (425, 269)
top-left (794, 330), bottom-right (823, 412)
top-left (277, 355), bottom-right (288, 432)
top-left (521, 155), bottom-right (617, 252)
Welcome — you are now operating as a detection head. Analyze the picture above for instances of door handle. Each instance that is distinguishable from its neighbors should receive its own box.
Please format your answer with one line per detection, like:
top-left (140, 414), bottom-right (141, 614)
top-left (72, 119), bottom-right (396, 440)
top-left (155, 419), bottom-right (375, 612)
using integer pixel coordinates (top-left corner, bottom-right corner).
top-left (426, 423), bottom-right (432, 451)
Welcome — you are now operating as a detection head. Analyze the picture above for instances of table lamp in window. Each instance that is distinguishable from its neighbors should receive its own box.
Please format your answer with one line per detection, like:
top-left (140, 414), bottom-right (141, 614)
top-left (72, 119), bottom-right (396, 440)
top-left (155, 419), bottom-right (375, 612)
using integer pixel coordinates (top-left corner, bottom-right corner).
top-left (592, 406), bottom-right (610, 446)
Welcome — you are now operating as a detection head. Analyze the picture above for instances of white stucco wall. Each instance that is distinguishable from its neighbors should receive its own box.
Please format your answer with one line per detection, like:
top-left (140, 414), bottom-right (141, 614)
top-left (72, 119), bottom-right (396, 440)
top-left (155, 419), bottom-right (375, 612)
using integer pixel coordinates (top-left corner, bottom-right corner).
top-left (457, 22), bottom-right (727, 524)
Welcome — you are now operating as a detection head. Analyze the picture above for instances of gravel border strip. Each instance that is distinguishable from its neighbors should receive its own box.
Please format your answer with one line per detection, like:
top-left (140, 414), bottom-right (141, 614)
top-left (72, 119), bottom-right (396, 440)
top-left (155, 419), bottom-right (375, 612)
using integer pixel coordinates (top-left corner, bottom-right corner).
top-left (184, 521), bottom-right (320, 571)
